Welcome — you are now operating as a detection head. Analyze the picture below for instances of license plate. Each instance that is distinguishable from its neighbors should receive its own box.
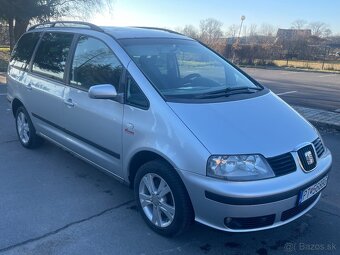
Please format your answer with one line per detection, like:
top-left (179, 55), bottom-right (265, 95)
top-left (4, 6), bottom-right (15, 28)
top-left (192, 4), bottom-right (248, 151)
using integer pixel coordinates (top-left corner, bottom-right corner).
top-left (298, 175), bottom-right (328, 205)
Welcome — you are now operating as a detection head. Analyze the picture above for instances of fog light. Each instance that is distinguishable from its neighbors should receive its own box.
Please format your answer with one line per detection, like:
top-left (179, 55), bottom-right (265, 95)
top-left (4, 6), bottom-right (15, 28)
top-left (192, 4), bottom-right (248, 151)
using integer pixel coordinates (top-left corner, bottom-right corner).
top-left (224, 215), bottom-right (275, 229)
top-left (225, 217), bottom-right (232, 224)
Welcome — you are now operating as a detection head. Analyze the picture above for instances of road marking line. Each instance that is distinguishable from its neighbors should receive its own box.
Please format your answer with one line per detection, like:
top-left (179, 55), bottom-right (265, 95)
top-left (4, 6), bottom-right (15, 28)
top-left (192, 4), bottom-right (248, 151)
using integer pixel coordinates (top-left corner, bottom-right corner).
top-left (0, 93), bottom-right (7, 96)
top-left (318, 74), bottom-right (338, 78)
top-left (277, 91), bottom-right (297, 96)
top-left (280, 72), bottom-right (300, 75)
top-left (257, 79), bottom-right (272, 83)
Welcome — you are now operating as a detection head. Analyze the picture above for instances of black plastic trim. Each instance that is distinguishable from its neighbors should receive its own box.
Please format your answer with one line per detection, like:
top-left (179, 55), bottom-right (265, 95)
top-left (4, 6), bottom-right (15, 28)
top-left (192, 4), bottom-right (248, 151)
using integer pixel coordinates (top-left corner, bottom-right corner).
top-left (225, 214), bottom-right (275, 229)
top-left (205, 168), bottom-right (331, 205)
top-left (267, 152), bottom-right (297, 176)
top-left (32, 113), bottom-right (120, 159)
top-left (28, 21), bottom-right (104, 32)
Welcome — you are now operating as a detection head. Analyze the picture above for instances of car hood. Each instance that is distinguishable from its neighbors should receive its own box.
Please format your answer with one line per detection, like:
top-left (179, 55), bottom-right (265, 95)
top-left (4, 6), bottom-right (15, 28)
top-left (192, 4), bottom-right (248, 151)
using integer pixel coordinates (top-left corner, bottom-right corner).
top-left (167, 92), bottom-right (317, 157)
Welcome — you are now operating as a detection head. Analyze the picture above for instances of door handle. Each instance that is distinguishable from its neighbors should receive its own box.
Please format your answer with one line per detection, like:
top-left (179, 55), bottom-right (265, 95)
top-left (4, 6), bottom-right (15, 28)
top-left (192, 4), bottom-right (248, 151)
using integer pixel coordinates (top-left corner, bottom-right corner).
top-left (26, 83), bottom-right (32, 90)
top-left (64, 98), bottom-right (75, 107)
top-left (126, 123), bottom-right (134, 131)
top-left (124, 123), bottom-right (135, 135)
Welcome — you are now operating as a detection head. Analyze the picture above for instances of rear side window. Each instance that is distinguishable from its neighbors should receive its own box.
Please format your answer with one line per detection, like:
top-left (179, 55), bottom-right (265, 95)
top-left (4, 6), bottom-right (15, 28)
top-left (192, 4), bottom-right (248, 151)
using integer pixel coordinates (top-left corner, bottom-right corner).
top-left (70, 36), bottom-right (123, 90)
top-left (32, 32), bottom-right (74, 80)
top-left (10, 33), bottom-right (40, 70)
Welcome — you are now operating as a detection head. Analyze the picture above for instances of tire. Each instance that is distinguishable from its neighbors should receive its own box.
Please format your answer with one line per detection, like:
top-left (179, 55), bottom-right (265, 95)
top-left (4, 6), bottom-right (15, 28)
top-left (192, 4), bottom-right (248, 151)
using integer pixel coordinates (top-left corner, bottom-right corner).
top-left (134, 159), bottom-right (194, 237)
top-left (15, 106), bottom-right (43, 148)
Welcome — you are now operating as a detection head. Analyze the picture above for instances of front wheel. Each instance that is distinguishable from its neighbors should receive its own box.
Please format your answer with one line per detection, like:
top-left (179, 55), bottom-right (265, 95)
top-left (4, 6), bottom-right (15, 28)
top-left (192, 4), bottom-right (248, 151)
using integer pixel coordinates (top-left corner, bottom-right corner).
top-left (134, 160), bottom-right (194, 237)
top-left (15, 106), bottom-right (42, 148)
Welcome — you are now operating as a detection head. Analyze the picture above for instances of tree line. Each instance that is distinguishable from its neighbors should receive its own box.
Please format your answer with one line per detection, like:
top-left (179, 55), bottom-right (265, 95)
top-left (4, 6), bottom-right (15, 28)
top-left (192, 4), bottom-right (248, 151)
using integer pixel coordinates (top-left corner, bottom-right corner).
top-left (0, 0), bottom-right (113, 50)
top-left (175, 18), bottom-right (338, 66)
top-left (176, 18), bottom-right (333, 47)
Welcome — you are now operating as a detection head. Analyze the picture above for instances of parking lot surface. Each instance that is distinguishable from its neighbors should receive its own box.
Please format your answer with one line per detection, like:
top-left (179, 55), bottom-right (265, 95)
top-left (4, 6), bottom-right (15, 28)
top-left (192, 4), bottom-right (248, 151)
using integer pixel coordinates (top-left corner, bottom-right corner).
top-left (243, 68), bottom-right (340, 112)
top-left (1, 80), bottom-right (340, 254)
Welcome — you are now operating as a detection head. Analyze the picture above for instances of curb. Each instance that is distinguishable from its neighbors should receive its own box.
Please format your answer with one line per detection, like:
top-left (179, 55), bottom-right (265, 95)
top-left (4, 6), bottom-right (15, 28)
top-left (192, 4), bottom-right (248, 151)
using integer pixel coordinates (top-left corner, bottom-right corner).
top-left (293, 106), bottom-right (340, 131)
top-left (241, 65), bottom-right (340, 75)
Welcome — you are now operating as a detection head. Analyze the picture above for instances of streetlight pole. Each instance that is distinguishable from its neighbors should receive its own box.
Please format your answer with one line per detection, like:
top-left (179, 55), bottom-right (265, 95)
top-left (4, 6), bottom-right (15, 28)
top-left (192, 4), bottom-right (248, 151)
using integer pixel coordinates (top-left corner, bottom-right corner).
top-left (238, 15), bottom-right (246, 40)
top-left (232, 15), bottom-right (246, 63)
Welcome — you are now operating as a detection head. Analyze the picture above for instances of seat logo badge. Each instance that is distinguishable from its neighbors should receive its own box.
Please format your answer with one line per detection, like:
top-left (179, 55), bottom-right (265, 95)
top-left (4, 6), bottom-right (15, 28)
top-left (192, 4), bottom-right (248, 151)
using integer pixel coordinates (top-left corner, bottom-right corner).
top-left (305, 151), bottom-right (314, 165)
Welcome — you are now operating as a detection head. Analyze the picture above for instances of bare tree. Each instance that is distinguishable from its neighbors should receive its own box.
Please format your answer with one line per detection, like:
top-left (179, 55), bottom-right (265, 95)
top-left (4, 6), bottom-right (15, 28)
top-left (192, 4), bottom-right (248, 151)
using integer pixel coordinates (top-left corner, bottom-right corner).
top-left (181, 25), bottom-right (199, 39)
top-left (248, 23), bottom-right (257, 37)
top-left (323, 28), bottom-right (332, 38)
top-left (199, 18), bottom-right (223, 46)
top-left (291, 19), bottom-right (307, 29)
top-left (259, 23), bottom-right (276, 37)
top-left (226, 24), bottom-right (239, 38)
top-left (309, 22), bottom-right (332, 37)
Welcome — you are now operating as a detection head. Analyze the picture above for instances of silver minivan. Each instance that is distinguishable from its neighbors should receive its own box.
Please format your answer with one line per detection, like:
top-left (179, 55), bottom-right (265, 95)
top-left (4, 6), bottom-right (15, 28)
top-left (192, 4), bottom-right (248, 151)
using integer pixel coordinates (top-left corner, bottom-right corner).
top-left (7, 21), bottom-right (332, 236)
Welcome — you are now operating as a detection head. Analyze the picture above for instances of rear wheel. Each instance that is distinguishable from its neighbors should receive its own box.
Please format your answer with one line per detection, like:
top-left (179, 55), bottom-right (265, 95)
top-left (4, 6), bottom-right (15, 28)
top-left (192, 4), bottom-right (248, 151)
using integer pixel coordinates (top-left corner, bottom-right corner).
top-left (134, 160), bottom-right (194, 236)
top-left (15, 106), bottom-right (42, 148)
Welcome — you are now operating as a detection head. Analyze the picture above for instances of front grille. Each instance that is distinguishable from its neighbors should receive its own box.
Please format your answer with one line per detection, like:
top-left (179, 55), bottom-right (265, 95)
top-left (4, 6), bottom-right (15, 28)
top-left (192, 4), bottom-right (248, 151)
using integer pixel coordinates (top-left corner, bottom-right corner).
top-left (312, 138), bottom-right (325, 158)
top-left (297, 145), bottom-right (317, 171)
top-left (267, 153), bottom-right (297, 176)
top-left (225, 214), bottom-right (275, 230)
top-left (281, 193), bottom-right (319, 221)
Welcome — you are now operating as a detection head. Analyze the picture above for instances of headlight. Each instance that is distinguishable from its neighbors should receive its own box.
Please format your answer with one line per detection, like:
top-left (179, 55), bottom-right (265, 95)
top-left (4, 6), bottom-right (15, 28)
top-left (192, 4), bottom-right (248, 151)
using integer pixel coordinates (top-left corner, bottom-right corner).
top-left (207, 154), bottom-right (275, 181)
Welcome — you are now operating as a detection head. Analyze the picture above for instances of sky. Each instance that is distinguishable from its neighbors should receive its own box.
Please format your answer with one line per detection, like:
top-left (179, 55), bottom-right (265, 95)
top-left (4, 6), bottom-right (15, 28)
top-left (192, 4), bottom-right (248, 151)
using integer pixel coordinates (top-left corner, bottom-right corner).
top-left (90, 0), bottom-right (340, 35)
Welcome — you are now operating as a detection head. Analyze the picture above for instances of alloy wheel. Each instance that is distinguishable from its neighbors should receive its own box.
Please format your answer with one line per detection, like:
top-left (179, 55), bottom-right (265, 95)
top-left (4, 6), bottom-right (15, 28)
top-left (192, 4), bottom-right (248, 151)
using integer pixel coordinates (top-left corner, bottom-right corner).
top-left (17, 112), bottom-right (30, 144)
top-left (139, 173), bottom-right (175, 228)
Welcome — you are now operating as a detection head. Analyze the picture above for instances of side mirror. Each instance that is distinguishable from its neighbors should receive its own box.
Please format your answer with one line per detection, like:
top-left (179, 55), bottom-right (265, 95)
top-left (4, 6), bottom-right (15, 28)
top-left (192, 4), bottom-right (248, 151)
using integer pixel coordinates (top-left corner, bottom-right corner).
top-left (88, 84), bottom-right (117, 99)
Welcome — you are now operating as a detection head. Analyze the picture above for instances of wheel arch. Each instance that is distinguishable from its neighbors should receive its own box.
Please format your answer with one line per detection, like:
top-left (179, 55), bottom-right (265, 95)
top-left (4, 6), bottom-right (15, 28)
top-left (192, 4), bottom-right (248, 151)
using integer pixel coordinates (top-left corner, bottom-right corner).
top-left (129, 150), bottom-right (195, 234)
top-left (11, 98), bottom-right (24, 116)
top-left (128, 150), bottom-right (170, 187)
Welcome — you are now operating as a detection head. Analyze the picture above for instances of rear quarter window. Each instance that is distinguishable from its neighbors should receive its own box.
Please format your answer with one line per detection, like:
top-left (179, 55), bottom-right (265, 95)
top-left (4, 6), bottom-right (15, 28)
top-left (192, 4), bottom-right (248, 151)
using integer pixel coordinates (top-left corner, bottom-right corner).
top-left (10, 32), bottom-right (40, 70)
top-left (32, 32), bottom-right (74, 80)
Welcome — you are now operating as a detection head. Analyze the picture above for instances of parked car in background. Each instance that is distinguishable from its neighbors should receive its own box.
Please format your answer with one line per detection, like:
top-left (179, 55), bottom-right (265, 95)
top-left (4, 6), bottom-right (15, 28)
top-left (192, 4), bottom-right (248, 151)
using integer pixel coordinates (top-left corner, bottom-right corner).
top-left (7, 21), bottom-right (332, 236)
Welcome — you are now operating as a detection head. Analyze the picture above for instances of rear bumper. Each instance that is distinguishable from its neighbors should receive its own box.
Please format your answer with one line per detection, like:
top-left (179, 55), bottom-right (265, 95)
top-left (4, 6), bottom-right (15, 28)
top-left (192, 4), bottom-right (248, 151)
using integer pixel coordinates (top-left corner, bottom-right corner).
top-left (178, 149), bottom-right (332, 232)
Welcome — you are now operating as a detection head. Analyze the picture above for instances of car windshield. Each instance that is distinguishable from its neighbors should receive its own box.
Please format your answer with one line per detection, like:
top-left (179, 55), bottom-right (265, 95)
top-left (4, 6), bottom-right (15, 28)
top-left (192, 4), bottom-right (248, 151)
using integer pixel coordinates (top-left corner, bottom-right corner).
top-left (119, 38), bottom-right (261, 99)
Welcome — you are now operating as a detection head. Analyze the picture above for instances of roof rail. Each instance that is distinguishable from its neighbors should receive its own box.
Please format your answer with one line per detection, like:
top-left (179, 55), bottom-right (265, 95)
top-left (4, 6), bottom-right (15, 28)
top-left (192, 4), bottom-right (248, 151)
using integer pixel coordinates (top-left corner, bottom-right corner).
top-left (133, 26), bottom-right (184, 36)
top-left (28, 21), bottom-right (104, 32)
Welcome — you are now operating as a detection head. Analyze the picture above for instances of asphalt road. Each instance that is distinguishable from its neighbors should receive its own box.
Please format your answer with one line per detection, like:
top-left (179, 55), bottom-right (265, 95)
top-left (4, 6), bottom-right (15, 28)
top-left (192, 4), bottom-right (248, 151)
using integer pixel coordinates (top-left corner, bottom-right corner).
top-left (0, 83), bottom-right (340, 254)
top-left (243, 68), bottom-right (340, 112)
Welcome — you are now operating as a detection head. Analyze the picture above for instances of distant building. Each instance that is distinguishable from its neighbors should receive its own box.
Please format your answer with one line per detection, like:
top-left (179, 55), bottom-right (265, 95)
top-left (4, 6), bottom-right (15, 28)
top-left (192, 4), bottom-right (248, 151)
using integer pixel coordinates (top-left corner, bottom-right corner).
top-left (276, 28), bottom-right (311, 41)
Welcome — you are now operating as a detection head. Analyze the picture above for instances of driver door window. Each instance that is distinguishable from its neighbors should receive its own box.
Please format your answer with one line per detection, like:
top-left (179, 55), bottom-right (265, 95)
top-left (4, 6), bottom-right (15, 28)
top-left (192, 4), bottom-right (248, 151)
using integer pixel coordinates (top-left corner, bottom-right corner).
top-left (70, 36), bottom-right (123, 90)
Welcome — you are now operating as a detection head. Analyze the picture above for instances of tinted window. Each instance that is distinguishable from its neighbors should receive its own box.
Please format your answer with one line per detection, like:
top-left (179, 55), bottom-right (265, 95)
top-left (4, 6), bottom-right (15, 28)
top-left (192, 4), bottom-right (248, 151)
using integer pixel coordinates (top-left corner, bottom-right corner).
top-left (71, 36), bottom-right (123, 90)
top-left (32, 32), bottom-right (74, 80)
top-left (10, 33), bottom-right (40, 70)
top-left (126, 73), bottom-right (149, 109)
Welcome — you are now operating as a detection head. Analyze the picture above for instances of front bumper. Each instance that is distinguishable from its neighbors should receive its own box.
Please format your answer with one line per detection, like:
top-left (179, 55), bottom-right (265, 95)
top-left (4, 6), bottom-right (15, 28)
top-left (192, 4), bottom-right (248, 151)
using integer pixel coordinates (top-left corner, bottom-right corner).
top-left (178, 149), bottom-right (332, 232)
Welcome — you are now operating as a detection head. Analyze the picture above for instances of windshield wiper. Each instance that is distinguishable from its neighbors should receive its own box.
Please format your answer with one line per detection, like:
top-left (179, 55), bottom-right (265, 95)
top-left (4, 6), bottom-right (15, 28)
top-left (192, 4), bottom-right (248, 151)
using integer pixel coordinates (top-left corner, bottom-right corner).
top-left (194, 87), bottom-right (262, 99)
